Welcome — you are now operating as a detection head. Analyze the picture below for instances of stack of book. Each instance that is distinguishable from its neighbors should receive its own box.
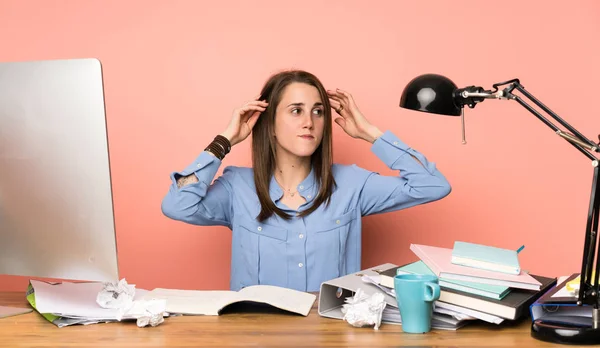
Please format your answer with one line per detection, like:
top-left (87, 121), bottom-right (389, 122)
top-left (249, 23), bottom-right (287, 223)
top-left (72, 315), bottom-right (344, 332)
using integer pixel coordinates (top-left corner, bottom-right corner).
top-left (375, 243), bottom-right (557, 327)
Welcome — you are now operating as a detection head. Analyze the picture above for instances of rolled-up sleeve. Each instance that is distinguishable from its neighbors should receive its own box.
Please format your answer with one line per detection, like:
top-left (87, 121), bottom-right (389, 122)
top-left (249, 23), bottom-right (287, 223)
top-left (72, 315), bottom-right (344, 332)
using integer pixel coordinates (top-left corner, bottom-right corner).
top-left (161, 151), bottom-right (234, 228)
top-left (358, 130), bottom-right (451, 216)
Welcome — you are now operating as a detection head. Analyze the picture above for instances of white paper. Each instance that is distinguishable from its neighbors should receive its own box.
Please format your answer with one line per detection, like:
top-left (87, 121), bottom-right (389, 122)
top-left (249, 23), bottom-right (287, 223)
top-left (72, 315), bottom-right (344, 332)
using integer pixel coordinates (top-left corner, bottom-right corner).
top-left (96, 278), bottom-right (136, 309)
top-left (361, 275), bottom-right (396, 297)
top-left (31, 280), bottom-right (149, 320)
top-left (433, 307), bottom-right (475, 321)
top-left (433, 301), bottom-right (503, 324)
top-left (125, 299), bottom-right (167, 327)
top-left (552, 275), bottom-right (579, 298)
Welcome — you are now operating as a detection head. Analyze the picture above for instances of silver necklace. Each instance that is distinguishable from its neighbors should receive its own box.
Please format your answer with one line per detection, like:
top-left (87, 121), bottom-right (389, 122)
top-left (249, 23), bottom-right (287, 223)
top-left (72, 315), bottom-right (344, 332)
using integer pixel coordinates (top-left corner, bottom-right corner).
top-left (275, 170), bottom-right (299, 197)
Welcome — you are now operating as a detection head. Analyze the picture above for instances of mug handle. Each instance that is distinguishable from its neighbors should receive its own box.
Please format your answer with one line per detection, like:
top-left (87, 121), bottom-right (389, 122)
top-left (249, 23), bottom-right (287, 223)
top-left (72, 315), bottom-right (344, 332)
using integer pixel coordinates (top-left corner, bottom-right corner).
top-left (423, 282), bottom-right (440, 302)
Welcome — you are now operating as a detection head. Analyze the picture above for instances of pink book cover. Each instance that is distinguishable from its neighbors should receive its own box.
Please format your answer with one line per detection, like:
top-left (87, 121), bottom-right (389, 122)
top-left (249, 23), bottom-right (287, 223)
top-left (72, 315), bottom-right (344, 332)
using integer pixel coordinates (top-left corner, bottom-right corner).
top-left (410, 244), bottom-right (542, 290)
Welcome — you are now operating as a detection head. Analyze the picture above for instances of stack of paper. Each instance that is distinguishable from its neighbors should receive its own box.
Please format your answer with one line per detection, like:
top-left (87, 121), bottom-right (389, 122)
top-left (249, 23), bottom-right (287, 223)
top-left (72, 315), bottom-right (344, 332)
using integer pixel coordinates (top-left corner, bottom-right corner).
top-left (27, 280), bottom-right (167, 328)
top-left (363, 274), bottom-right (503, 326)
top-left (392, 260), bottom-right (511, 300)
top-left (381, 305), bottom-right (471, 330)
top-left (374, 244), bottom-right (557, 324)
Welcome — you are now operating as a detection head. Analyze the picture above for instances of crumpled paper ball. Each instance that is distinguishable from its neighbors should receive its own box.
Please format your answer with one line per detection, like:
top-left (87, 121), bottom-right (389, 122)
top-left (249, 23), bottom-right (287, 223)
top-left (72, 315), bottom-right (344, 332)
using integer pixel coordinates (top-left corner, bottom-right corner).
top-left (96, 278), bottom-right (136, 310)
top-left (341, 288), bottom-right (387, 330)
top-left (126, 299), bottom-right (167, 328)
top-left (96, 279), bottom-right (167, 327)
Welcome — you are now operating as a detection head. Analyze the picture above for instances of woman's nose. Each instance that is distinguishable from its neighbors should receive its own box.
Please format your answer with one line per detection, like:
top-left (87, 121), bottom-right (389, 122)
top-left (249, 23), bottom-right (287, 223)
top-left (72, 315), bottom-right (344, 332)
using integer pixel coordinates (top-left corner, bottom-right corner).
top-left (302, 114), bottom-right (314, 129)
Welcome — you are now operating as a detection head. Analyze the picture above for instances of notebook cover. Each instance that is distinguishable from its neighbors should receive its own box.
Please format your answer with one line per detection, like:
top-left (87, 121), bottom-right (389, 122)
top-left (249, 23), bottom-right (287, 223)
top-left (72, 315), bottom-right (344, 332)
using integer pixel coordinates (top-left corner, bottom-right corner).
top-left (395, 260), bottom-right (511, 299)
top-left (410, 244), bottom-right (542, 290)
top-left (438, 274), bottom-right (556, 320)
top-left (452, 241), bottom-right (520, 274)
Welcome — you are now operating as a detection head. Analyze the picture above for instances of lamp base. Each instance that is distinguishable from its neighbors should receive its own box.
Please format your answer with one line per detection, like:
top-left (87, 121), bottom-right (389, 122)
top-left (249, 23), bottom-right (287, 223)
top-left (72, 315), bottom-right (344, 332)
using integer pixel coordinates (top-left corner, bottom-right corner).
top-left (531, 319), bottom-right (600, 345)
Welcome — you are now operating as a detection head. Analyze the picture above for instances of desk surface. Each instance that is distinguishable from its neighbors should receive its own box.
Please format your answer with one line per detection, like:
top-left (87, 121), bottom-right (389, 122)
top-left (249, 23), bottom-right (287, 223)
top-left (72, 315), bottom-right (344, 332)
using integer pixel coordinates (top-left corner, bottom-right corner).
top-left (0, 291), bottom-right (586, 347)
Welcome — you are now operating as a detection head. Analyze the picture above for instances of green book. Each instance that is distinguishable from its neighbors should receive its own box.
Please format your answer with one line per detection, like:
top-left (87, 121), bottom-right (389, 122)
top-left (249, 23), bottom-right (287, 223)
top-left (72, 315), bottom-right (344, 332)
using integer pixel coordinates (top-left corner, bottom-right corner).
top-left (396, 261), bottom-right (511, 300)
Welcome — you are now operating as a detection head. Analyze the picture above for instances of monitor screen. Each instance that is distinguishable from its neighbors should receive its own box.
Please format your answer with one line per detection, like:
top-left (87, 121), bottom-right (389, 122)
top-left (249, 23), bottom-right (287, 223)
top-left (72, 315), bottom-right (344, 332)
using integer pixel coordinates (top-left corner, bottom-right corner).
top-left (0, 58), bottom-right (119, 282)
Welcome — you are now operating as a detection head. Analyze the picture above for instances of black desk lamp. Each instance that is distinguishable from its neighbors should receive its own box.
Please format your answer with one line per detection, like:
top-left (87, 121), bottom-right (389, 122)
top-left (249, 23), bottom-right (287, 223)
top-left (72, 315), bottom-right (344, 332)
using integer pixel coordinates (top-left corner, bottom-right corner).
top-left (399, 74), bottom-right (600, 345)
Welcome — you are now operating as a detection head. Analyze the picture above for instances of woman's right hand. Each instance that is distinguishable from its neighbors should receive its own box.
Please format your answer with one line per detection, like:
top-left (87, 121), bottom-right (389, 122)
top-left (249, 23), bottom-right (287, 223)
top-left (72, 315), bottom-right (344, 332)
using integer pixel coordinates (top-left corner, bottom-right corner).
top-left (220, 96), bottom-right (268, 146)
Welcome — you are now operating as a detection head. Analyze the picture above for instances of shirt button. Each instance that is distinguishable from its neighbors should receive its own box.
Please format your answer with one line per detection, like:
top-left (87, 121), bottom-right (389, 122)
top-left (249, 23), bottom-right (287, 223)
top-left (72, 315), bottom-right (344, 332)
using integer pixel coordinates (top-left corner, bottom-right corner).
top-left (336, 220), bottom-right (341, 224)
top-left (307, 195), bottom-right (312, 199)
top-left (299, 185), bottom-right (304, 190)
top-left (393, 141), bottom-right (399, 145)
top-left (299, 234), bottom-right (304, 239)
top-left (257, 226), bottom-right (262, 231)
top-left (197, 163), bottom-right (202, 168)
top-left (298, 263), bottom-right (304, 268)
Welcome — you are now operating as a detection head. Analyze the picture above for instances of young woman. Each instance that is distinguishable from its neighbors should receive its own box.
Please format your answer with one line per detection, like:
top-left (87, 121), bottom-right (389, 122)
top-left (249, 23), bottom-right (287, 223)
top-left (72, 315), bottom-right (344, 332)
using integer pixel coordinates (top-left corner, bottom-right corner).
top-left (162, 70), bottom-right (451, 292)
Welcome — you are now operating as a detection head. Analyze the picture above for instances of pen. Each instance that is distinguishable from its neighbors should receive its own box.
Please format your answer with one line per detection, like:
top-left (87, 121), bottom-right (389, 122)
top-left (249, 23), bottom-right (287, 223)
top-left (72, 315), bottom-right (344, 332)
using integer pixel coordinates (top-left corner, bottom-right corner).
top-left (516, 245), bottom-right (525, 254)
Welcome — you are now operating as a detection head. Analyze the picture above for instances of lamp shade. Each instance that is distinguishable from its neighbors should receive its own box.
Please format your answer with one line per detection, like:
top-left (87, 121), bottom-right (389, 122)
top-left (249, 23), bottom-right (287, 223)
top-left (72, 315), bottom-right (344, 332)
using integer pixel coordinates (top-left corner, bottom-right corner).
top-left (399, 74), bottom-right (461, 116)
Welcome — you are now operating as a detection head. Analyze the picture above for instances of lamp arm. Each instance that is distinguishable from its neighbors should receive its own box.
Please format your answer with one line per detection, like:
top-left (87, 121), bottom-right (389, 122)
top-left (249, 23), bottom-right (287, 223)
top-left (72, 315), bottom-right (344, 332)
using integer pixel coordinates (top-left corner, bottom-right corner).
top-left (503, 83), bottom-right (600, 311)
top-left (511, 82), bottom-right (599, 155)
top-left (460, 80), bottom-right (600, 315)
top-left (459, 80), bottom-right (600, 161)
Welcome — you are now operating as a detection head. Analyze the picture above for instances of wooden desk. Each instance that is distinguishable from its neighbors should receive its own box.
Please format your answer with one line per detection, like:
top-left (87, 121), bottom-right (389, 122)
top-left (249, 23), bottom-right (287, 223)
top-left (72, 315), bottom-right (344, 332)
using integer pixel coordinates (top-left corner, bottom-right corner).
top-left (0, 291), bottom-right (586, 347)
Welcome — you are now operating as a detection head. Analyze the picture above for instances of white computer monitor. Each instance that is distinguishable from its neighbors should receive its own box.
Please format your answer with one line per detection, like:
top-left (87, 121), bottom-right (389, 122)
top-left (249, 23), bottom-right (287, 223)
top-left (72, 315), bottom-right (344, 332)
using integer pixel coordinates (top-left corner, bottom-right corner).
top-left (0, 58), bottom-right (119, 284)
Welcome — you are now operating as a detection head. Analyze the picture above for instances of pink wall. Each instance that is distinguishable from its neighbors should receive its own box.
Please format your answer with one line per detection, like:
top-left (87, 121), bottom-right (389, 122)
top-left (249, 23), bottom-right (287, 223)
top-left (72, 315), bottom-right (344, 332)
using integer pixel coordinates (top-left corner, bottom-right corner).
top-left (1, 0), bottom-right (599, 292)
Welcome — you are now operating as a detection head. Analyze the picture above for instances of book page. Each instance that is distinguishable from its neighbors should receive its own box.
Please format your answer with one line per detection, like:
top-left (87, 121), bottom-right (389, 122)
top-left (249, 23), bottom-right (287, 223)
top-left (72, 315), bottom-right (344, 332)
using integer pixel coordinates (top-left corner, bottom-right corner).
top-left (145, 289), bottom-right (237, 315)
top-left (238, 285), bottom-right (316, 316)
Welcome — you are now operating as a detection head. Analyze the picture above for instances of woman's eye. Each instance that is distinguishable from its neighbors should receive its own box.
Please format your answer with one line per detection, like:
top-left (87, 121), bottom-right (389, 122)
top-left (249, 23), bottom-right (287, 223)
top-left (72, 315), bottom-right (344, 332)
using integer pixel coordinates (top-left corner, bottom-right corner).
top-left (313, 109), bottom-right (323, 116)
top-left (291, 108), bottom-right (301, 115)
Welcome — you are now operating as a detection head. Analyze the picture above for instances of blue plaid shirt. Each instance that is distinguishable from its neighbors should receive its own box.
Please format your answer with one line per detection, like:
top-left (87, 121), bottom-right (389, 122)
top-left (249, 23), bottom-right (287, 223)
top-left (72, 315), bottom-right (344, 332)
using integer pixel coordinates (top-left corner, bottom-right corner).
top-left (162, 130), bottom-right (451, 291)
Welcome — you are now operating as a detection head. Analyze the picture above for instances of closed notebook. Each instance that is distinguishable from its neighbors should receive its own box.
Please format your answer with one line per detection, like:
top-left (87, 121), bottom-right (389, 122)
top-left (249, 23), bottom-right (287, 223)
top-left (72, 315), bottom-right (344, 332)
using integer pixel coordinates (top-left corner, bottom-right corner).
top-left (392, 261), bottom-right (511, 300)
top-left (438, 274), bottom-right (556, 320)
top-left (410, 244), bottom-right (542, 290)
top-left (377, 264), bottom-right (556, 320)
top-left (452, 241), bottom-right (521, 275)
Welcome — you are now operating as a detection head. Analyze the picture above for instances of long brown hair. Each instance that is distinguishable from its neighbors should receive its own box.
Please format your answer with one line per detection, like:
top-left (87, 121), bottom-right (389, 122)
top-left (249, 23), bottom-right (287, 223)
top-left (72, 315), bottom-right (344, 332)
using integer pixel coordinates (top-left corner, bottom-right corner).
top-left (252, 70), bottom-right (335, 222)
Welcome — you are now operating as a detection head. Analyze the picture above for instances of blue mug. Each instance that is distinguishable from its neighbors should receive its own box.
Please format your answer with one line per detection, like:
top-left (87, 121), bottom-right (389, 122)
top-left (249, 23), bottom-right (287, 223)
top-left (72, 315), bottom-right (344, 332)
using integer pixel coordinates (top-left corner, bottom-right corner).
top-left (393, 274), bottom-right (440, 333)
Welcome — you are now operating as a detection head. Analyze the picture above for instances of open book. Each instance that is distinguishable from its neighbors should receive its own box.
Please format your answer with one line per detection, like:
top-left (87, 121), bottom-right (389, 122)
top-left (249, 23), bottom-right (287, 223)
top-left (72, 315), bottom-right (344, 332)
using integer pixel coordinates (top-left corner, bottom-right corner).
top-left (144, 285), bottom-right (317, 317)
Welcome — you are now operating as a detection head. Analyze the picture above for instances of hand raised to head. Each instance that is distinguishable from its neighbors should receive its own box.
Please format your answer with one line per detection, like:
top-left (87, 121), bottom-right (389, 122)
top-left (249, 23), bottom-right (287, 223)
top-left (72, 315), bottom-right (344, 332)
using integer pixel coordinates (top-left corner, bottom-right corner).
top-left (327, 88), bottom-right (382, 143)
top-left (221, 95), bottom-right (268, 146)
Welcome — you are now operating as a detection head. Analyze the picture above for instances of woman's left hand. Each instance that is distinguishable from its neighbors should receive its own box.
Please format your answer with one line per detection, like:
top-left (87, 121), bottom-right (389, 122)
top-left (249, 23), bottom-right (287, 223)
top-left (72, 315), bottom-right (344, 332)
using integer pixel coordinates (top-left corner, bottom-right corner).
top-left (327, 89), bottom-right (383, 143)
